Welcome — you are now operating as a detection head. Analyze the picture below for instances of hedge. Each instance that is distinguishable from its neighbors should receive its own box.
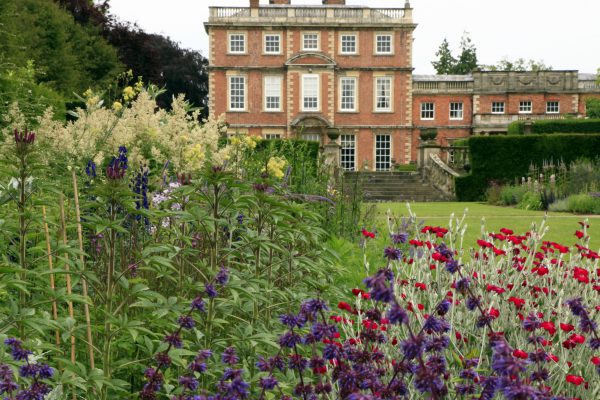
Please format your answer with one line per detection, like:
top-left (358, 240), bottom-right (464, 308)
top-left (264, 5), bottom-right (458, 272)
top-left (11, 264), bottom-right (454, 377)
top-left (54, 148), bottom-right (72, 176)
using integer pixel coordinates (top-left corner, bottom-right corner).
top-left (507, 119), bottom-right (600, 135)
top-left (455, 134), bottom-right (600, 201)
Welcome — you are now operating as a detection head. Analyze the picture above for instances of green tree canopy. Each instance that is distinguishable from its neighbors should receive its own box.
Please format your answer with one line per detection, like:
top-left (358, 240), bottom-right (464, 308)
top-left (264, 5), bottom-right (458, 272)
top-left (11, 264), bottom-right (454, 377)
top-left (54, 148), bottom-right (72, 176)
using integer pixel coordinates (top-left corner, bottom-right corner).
top-left (431, 33), bottom-right (478, 75)
top-left (431, 38), bottom-right (456, 75)
top-left (481, 58), bottom-right (552, 71)
top-left (0, 0), bottom-right (122, 126)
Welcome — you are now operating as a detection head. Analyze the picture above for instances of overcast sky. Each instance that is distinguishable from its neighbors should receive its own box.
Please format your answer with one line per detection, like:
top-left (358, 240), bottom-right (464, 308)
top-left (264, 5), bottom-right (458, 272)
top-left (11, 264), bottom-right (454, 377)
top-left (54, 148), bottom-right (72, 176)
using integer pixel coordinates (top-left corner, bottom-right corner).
top-left (107, 0), bottom-right (599, 74)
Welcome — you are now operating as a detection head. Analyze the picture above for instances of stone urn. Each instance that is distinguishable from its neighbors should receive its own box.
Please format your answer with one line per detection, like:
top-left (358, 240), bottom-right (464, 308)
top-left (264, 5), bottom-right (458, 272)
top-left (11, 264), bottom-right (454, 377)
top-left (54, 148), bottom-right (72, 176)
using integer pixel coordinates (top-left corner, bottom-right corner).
top-left (326, 127), bottom-right (340, 141)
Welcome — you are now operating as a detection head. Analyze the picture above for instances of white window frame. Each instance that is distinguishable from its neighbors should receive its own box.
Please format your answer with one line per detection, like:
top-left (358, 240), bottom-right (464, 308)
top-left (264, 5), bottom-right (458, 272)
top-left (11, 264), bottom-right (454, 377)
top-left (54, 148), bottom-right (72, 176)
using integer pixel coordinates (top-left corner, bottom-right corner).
top-left (340, 134), bottom-right (356, 171)
top-left (339, 77), bottom-right (357, 112)
top-left (264, 33), bottom-right (281, 55)
top-left (264, 133), bottom-right (282, 140)
top-left (375, 134), bottom-right (392, 172)
top-left (228, 33), bottom-right (246, 54)
top-left (302, 32), bottom-right (320, 51)
top-left (228, 75), bottom-right (246, 111)
top-left (546, 101), bottom-right (560, 114)
top-left (375, 33), bottom-right (393, 55)
top-left (340, 33), bottom-right (358, 55)
top-left (264, 75), bottom-right (282, 112)
top-left (519, 101), bottom-right (532, 114)
top-left (302, 74), bottom-right (320, 112)
top-left (420, 102), bottom-right (435, 120)
top-left (450, 102), bottom-right (464, 120)
top-left (491, 102), bottom-right (505, 114)
top-left (374, 77), bottom-right (392, 112)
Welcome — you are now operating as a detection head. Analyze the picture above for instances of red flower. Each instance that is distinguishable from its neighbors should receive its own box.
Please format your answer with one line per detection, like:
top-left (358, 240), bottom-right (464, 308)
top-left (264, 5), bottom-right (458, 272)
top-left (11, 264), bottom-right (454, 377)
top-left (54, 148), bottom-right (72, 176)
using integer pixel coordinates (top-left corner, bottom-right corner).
top-left (575, 230), bottom-right (585, 239)
top-left (488, 307), bottom-right (500, 319)
top-left (361, 228), bottom-right (375, 239)
top-left (566, 375), bottom-right (585, 386)
top-left (540, 321), bottom-right (556, 335)
top-left (338, 302), bottom-right (352, 312)
top-left (415, 282), bottom-right (427, 291)
top-left (591, 356), bottom-right (600, 365)
top-left (560, 323), bottom-right (575, 332)
top-left (500, 228), bottom-right (514, 235)
top-left (512, 349), bottom-right (528, 359)
top-left (508, 297), bottom-right (525, 309)
top-left (486, 284), bottom-right (505, 295)
top-left (546, 353), bottom-right (559, 362)
top-left (570, 334), bottom-right (586, 344)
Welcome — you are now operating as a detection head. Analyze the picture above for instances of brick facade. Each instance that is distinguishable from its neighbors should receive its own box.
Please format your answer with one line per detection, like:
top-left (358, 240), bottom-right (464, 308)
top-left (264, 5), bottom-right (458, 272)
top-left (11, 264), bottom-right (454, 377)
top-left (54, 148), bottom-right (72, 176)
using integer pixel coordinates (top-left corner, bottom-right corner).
top-left (205, 1), bottom-right (600, 170)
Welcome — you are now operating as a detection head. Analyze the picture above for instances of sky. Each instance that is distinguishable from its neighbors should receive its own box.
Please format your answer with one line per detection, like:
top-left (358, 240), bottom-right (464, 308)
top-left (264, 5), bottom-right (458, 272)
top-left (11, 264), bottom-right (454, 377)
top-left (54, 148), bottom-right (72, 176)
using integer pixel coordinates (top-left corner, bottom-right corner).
top-left (107, 0), bottom-right (600, 74)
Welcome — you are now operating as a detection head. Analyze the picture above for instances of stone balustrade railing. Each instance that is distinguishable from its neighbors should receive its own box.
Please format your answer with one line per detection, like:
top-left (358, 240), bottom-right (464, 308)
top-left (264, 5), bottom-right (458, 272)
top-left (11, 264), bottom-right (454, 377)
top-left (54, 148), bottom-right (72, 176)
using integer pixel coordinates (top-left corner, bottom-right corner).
top-left (208, 7), bottom-right (412, 25)
top-left (424, 153), bottom-right (460, 199)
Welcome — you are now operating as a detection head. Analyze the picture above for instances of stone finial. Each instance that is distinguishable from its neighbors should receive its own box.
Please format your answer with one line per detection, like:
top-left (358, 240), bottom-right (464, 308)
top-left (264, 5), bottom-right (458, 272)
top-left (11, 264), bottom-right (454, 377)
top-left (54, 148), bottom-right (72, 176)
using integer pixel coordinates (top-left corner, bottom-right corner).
top-left (405, 1), bottom-right (412, 8)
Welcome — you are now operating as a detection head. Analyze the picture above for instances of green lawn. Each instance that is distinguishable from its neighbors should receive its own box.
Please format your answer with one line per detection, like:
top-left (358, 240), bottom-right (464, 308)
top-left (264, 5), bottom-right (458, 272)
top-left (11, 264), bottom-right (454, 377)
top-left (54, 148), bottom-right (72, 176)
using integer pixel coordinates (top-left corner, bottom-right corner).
top-left (331, 202), bottom-right (600, 290)
top-left (372, 202), bottom-right (600, 251)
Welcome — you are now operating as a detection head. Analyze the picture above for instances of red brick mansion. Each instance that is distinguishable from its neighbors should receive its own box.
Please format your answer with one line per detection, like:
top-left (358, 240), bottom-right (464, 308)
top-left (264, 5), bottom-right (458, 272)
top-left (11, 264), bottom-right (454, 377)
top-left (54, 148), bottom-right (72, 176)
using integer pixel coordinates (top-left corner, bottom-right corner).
top-left (205, 0), bottom-right (600, 171)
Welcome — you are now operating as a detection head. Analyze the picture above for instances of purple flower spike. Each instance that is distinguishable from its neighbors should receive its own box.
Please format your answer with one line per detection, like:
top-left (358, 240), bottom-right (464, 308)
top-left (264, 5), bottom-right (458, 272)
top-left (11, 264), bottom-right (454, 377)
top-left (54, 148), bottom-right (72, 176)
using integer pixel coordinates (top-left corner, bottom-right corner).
top-left (221, 347), bottom-right (239, 365)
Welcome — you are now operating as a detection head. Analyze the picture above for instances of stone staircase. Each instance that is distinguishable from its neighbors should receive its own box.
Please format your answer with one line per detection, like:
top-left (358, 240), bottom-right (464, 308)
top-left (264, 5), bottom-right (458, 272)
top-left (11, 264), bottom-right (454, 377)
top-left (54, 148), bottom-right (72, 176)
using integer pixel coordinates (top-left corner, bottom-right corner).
top-left (344, 171), bottom-right (453, 202)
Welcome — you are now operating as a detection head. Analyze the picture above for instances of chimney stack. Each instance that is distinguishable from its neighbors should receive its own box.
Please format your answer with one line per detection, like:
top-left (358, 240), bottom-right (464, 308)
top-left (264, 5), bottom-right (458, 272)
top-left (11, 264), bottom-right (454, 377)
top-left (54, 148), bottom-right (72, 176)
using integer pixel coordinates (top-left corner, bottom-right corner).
top-left (270, 0), bottom-right (291, 4)
top-left (323, 0), bottom-right (346, 4)
top-left (250, 0), bottom-right (259, 8)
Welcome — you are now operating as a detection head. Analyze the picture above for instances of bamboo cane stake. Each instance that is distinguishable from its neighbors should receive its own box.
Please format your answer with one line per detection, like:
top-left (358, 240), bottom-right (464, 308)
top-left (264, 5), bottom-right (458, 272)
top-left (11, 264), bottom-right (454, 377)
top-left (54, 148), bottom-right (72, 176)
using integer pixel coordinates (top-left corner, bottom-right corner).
top-left (72, 171), bottom-right (95, 369)
top-left (58, 194), bottom-right (76, 365)
top-left (42, 206), bottom-right (60, 347)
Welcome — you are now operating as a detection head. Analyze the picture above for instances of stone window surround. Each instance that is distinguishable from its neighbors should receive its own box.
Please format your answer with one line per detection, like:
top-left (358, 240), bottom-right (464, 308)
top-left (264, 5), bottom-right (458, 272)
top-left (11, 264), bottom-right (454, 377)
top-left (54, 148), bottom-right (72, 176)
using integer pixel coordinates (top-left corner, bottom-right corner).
top-left (228, 31), bottom-right (247, 54)
top-left (263, 75), bottom-right (283, 112)
top-left (374, 32), bottom-right (394, 55)
top-left (374, 75), bottom-right (394, 112)
top-left (263, 32), bottom-right (282, 55)
top-left (339, 32), bottom-right (359, 55)
top-left (519, 100), bottom-right (533, 114)
top-left (449, 102), bottom-right (464, 120)
top-left (227, 72), bottom-right (247, 112)
top-left (339, 76), bottom-right (358, 112)
top-left (546, 101), bottom-right (560, 114)
top-left (420, 102), bottom-right (435, 120)
top-left (302, 32), bottom-right (320, 51)
top-left (302, 73), bottom-right (320, 112)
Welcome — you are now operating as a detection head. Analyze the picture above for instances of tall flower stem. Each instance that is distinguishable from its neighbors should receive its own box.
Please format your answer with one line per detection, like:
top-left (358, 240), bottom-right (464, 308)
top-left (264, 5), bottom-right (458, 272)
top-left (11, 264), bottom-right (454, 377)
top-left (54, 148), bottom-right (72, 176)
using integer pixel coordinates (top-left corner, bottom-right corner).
top-left (72, 172), bottom-right (95, 369)
top-left (42, 206), bottom-right (60, 347)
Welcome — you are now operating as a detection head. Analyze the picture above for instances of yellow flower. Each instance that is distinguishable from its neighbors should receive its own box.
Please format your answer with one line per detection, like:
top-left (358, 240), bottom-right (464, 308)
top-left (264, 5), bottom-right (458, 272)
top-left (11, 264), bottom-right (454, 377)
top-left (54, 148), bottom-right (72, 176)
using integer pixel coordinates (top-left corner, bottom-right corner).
top-left (264, 156), bottom-right (287, 179)
top-left (83, 88), bottom-right (94, 98)
top-left (112, 101), bottom-right (123, 112)
top-left (183, 143), bottom-right (205, 171)
top-left (123, 86), bottom-right (136, 102)
top-left (134, 80), bottom-right (144, 93)
top-left (244, 135), bottom-right (258, 149)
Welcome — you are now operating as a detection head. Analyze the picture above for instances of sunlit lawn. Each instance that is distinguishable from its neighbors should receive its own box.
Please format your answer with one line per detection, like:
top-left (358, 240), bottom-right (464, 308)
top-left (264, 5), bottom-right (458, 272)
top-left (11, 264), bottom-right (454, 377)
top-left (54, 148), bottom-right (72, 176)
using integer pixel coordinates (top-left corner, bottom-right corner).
top-left (332, 202), bottom-right (600, 290)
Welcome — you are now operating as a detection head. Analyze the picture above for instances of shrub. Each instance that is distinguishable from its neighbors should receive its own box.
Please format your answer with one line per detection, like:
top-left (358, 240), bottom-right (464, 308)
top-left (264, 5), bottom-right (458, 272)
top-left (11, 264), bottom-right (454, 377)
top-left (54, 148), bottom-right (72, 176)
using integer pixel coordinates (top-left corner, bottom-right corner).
top-left (499, 184), bottom-right (529, 205)
top-left (455, 134), bottom-right (600, 200)
top-left (507, 119), bottom-right (600, 135)
top-left (516, 190), bottom-right (543, 210)
top-left (485, 182), bottom-right (503, 205)
top-left (548, 197), bottom-right (569, 212)
top-left (586, 98), bottom-right (600, 119)
top-left (566, 194), bottom-right (600, 214)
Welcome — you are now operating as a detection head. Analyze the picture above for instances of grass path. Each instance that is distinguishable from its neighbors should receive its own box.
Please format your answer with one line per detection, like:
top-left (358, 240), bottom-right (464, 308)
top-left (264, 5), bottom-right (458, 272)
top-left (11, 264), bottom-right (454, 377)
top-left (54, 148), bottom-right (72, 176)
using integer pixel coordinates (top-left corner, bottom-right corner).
top-left (331, 202), bottom-right (600, 290)
top-left (371, 202), bottom-right (600, 251)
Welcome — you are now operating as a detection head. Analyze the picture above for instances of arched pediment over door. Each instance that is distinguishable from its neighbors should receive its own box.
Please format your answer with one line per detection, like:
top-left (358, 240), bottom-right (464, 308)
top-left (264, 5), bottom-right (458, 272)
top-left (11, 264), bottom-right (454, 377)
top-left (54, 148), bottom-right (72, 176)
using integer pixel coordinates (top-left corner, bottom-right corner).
top-left (290, 114), bottom-right (332, 144)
